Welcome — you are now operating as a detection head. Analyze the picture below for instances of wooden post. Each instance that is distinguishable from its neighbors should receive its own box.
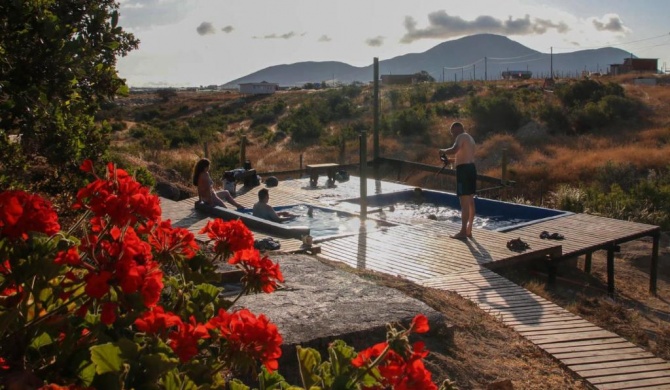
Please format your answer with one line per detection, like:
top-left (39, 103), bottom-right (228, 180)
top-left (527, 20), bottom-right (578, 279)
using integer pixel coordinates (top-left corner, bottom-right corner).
top-left (607, 246), bottom-right (615, 297)
top-left (584, 253), bottom-right (592, 274)
top-left (203, 142), bottom-right (209, 159)
top-left (300, 154), bottom-right (303, 174)
top-left (360, 130), bottom-right (367, 219)
top-left (650, 230), bottom-right (659, 295)
top-left (501, 148), bottom-right (508, 185)
top-left (338, 136), bottom-right (346, 165)
top-left (239, 136), bottom-right (247, 166)
top-left (373, 57), bottom-right (380, 162)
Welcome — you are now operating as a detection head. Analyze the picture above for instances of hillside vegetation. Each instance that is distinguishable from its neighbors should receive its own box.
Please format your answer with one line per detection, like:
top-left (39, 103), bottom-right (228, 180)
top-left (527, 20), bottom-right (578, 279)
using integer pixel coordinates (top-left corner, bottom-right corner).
top-left (101, 75), bottom-right (670, 229)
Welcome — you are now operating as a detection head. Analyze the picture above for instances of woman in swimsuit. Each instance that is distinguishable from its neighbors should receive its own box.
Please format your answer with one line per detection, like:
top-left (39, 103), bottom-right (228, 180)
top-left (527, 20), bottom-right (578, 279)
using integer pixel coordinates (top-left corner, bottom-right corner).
top-left (192, 158), bottom-right (244, 209)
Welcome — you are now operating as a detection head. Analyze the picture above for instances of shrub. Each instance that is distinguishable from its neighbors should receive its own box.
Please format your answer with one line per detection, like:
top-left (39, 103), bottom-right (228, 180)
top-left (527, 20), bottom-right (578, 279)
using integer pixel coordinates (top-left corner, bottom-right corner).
top-left (548, 184), bottom-right (585, 212)
top-left (434, 103), bottom-right (460, 118)
top-left (538, 104), bottom-right (570, 134)
top-left (382, 106), bottom-right (433, 137)
top-left (278, 105), bottom-right (324, 144)
top-left (466, 91), bottom-right (523, 136)
top-left (555, 80), bottom-right (624, 108)
top-left (132, 165), bottom-right (156, 189)
top-left (431, 84), bottom-right (467, 102)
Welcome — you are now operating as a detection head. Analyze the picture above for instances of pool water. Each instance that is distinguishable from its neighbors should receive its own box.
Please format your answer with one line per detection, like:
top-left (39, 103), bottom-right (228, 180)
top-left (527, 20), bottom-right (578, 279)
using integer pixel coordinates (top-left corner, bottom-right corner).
top-left (363, 201), bottom-right (531, 231)
top-left (245, 205), bottom-right (392, 238)
top-left (338, 189), bottom-right (571, 232)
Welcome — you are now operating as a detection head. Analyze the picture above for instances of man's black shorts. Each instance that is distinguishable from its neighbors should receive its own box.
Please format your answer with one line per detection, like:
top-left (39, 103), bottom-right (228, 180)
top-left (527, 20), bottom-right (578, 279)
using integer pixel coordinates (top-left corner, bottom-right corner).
top-left (456, 163), bottom-right (477, 196)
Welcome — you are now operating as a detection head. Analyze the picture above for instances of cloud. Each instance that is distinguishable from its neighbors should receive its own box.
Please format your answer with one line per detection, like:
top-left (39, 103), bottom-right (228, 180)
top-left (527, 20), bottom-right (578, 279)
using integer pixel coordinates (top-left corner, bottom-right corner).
top-left (400, 11), bottom-right (570, 43)
top-left (365, 36), bottom-right (385, 47)
top-left (253, 31), bottom-right (297, 39)
top-left (591, 14), bottom-right (628, 33)
top-left (318, 35), bottom-right (332, 42)
top-left (221, 25), bottom-right (234, 33)
top-left (196, 22), bottom-right (216, 36)
top-left (118, 0), bottom-right (195, 29)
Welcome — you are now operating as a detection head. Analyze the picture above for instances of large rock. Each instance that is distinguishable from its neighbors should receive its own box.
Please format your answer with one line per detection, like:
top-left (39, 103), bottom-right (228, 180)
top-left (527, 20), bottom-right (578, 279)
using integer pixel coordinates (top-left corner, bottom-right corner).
top-left (234, 254), bottom-right (451, 383)
top-left (155, 181), bottom-right (180, 200)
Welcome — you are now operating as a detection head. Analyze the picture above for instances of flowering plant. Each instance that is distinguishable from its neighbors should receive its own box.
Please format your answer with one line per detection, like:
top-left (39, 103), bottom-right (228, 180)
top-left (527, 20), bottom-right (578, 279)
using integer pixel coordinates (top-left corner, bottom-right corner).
top-left (0, 161), bottom-right (447, 389)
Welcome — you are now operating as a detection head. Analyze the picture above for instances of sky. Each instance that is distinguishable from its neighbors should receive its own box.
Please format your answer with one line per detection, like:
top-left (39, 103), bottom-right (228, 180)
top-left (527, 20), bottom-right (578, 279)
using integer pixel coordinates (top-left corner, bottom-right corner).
top-left (115, 0), bottom-right (670, 87)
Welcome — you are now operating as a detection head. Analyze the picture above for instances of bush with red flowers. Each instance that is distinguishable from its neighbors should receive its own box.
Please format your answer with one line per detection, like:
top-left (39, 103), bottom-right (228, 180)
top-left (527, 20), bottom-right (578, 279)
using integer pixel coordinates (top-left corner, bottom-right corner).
top-left (0, 160), bottom-right (450, 389)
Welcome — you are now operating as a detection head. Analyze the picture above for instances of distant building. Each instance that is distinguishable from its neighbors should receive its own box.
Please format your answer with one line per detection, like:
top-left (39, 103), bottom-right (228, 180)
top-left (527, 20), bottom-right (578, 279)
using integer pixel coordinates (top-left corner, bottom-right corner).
top-left (502, 70), bottom-right (532, 80)
top-left (239, 81), bottom-right (278, 95)
top-left (380, 74), bottom-right (417, 85)
top-left (609, 58), bottom-right (658, 75)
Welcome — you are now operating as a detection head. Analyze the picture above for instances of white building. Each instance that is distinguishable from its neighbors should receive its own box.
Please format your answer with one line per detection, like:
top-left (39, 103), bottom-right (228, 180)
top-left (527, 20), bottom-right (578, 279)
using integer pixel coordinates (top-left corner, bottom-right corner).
top-left (239, 81), bottom-right (278, 95)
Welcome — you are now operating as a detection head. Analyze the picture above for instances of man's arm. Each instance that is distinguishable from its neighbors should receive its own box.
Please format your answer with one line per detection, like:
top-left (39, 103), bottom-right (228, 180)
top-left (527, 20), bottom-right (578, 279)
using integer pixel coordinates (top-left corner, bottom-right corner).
top-left (439, 135), bottom-right (462, 156)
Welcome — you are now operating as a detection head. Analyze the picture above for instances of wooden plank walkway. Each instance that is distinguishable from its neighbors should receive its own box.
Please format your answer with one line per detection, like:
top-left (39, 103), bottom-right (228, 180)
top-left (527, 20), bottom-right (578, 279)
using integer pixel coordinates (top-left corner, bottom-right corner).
top-left (420, 269), bottom-right (670, 390)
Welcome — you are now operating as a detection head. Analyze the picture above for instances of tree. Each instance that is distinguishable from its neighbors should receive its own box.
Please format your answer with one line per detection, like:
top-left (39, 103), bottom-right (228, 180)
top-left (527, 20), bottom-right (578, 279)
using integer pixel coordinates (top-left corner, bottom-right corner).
top-left (0, 0), bottom-right (138, 184)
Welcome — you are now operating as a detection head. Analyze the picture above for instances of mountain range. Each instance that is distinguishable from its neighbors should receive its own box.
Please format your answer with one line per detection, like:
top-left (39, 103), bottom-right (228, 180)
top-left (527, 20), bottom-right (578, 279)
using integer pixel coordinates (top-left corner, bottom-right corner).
top-left (222, 34), bottom-right (636, 87)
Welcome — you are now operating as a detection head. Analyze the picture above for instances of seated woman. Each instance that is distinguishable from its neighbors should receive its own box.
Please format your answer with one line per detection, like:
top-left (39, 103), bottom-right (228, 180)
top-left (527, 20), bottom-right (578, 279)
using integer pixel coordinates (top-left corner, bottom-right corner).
top-left (252, 189), bottom-right (297, 223)
top-left (192, 158), bottom-right (245, 209)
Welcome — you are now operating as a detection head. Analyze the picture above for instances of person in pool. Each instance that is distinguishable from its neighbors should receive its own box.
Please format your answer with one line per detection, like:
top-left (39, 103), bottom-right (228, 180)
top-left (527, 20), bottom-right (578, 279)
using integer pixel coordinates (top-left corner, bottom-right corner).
top-left (252, 188), bottom-right (298, 223)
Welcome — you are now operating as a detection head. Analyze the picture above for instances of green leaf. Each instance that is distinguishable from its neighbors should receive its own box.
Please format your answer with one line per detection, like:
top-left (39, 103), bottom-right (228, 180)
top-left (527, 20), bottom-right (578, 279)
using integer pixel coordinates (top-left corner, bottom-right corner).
top-left (228, 379), bottom-right (251, 390)
top-left (111, 10), bottom-right (119, 28)
top-left (163, 370), bottom-right (198, 390)
top-left (327, 340), bottom-right (357, 377)
top-left (194, 283), bottom-right (220, 302)
top-left (258, 366), bottom-right (288, 390)
top-left (90, 342), bottom-right (124, 374)
top-left (29, 332), bottom-right (54, 349)
top-left (297, 346), bottom-right (323, 389)
top-left (77, 361), bottom-right (96, 387)
top-left (115, 84), bottom-right (129, 96)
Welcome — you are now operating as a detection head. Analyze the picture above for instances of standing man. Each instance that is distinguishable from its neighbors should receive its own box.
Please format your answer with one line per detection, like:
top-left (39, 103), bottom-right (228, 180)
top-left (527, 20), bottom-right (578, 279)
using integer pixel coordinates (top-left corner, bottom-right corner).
top-left (439, 122), bottom-right (476, 239)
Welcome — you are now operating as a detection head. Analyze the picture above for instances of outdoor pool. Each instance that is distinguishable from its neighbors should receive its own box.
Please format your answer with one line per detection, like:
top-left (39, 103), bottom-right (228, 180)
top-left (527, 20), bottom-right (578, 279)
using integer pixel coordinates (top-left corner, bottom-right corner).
top-left (337, 189), bottom-right (572, 231)
top-left (241, 205), bottom-right (394, 238)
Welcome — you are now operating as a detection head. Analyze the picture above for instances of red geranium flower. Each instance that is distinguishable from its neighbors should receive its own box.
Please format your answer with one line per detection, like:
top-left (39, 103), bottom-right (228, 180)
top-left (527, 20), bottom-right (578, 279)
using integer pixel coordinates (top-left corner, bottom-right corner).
top-left (411, 314), bottom-right (430, 334)
top-left (207, 308), bottom-right (283, 373)
top-left (84, 271), bottom-right (113, 299)
top-left (199, 219), bottom-right (254, 256)
top-left (54, 247), bottom-right (82, 266)
top-left (0, 190), bottom-right (60, 240)
top-left (230, 249), bottom-right (284, 293)
top-left (74, 162), bottom-right (161, 228)
top-left (135, 306), bottom-right (182, 335)
top-left (100, 302), bottom-right (118, 325)
top-left (148, 219), bottom-right (199, 260)
top-left (168, 316), bottom-right (209, 362)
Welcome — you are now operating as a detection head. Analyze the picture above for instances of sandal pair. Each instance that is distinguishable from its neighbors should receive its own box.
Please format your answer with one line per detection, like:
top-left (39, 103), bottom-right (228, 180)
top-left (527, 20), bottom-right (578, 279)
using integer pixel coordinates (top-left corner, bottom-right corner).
top-left (254, 237), bottom-right (281, 251)
top-left (507, 238), bottom-right (530, 252)
top-left (539, 231), bottom-right (564, 240)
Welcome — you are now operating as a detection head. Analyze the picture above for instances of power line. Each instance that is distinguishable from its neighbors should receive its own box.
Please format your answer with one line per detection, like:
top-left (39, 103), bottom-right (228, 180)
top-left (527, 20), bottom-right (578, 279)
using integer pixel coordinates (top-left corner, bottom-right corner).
top-left (551, 32), bottom-right (669, 51)
top-left (442, 57), bottom-right (485, 70)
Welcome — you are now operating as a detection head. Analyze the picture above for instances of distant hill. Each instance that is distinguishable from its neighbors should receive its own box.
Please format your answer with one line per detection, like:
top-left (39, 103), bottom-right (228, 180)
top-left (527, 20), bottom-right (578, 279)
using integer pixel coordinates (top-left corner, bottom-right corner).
top-left (222, 34), bottom-right (634, 87)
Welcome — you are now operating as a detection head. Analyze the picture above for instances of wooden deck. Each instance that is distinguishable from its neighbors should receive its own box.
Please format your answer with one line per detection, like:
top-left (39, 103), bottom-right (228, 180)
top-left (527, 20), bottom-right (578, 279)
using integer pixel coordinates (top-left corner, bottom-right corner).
top-left (159, 177), bottom-right (667, 389)
top-left (503, 213), bottom-right (661, 295)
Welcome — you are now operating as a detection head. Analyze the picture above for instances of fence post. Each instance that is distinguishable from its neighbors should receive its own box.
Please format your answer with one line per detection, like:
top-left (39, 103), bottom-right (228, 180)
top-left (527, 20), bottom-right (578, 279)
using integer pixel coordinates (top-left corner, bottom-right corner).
top-left (501, 148), bottom-right (508, 185)
top-left (239, 136), bottom-right (247, 166)
top-left (203, 142), bottom-right (209, 159)
top-left (300, 154), bottom-right (303, 174)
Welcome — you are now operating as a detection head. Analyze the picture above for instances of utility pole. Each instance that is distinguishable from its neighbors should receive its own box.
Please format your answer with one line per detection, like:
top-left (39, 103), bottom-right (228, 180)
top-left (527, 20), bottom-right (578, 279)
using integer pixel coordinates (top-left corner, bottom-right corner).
top-left (549, 46), bottom-right (554, 79)
top-left (461, 67), bottom-right (464, 81)
top-left (442, 67), bottom-right (445, 83)
top-left (473, 64), bottom-right (476, 80)
top-left (484, 57), bottom-right (487, 81)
